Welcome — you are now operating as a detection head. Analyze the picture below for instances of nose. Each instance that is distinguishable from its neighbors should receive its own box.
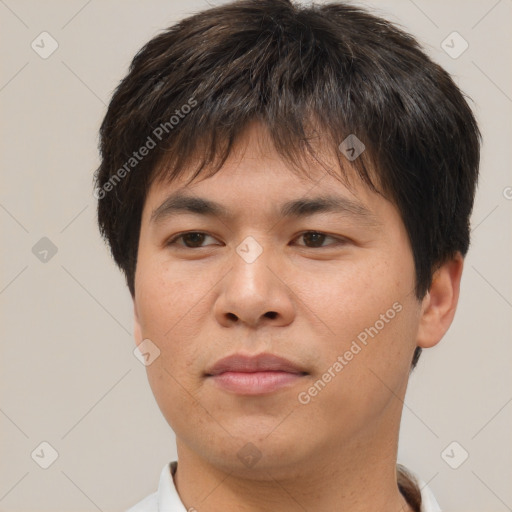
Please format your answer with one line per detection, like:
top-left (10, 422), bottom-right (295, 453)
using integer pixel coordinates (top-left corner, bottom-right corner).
top-left (213, 239), bottom-right (296, 329)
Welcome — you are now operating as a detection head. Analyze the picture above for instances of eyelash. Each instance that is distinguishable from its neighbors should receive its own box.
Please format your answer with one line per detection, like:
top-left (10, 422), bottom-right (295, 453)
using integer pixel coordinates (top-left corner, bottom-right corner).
top-left (165, 231), bottom-right (348, 249)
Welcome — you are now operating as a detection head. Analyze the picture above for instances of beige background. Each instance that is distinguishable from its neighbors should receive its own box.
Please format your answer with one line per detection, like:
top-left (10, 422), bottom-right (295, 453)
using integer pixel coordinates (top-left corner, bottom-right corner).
top-left (1, 0), bottom-right (511, 511)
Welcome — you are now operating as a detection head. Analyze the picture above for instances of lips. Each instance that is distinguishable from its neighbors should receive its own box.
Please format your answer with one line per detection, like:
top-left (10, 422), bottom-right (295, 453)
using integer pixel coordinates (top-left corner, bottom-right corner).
top-left (205, 353), bottom-right (307, 376)
top-left (205, 353), bottom-right (308, 395)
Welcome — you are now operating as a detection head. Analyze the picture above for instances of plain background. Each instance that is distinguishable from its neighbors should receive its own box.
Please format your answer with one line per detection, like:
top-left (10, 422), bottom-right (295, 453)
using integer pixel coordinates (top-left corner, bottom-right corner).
top-left (1, 0), bottom-right (511, 511)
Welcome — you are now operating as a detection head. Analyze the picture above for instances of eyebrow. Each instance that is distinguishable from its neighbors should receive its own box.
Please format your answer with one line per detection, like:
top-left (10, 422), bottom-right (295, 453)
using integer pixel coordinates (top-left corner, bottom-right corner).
top-left (150, 192), bottom-right (381, 226)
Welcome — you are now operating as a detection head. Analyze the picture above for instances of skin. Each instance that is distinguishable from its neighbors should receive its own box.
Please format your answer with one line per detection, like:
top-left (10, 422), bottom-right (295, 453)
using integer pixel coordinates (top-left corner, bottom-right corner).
top-left (133, 121), bottom-right (463, 512)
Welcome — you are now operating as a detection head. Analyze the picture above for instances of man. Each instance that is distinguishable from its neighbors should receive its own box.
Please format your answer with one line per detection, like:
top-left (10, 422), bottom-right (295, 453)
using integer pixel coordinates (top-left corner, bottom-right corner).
top-left (95, 0), bottom-right (480, 510)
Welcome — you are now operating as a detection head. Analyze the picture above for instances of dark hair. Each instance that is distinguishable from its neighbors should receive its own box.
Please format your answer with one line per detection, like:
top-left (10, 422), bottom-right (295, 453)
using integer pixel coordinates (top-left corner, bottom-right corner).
top-left (95, 0), bottom-right (479, 375)
top-left (397, 464), bottom-right (422, 511)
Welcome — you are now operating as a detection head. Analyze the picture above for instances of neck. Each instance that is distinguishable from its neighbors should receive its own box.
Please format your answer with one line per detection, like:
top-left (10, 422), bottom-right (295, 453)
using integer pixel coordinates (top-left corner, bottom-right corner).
top-left (173, 402), bottom-right (413, 512)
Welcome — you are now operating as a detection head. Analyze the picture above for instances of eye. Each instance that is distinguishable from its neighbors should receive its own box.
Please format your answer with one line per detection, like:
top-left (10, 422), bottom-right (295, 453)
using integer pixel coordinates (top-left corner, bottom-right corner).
top-left (166, 232), bottom-right (219, 248)
top-left (166, 230), bottom-right (347, 249)
top-left (294, 231), bottom-right (347, 248)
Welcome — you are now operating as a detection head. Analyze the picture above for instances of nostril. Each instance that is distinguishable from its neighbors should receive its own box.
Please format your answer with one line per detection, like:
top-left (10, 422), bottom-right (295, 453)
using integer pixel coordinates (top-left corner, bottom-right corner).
top-left (265, 311), bottom-right (278, 319)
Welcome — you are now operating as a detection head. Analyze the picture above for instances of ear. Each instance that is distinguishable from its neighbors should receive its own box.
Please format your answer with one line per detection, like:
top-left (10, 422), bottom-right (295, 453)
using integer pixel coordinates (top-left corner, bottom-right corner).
top-left (416, 252), bottom-right (464, 349)
top-left (134, 299), bottom-right (143, 346)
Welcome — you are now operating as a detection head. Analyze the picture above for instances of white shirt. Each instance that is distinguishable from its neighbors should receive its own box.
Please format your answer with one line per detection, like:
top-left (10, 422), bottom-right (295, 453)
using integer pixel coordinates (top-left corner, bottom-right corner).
top-left (126, 461), bottom-right (441, 512)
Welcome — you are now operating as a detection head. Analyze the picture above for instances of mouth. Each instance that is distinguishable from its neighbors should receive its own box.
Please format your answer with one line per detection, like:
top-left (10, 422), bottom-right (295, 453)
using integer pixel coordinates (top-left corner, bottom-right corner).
top-left (205, 353), bottom-right (308, 395)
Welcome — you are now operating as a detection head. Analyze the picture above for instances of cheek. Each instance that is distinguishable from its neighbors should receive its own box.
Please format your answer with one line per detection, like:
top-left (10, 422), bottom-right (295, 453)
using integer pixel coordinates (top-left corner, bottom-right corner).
top-left (295, 255), bottom-right (418, 400)
top-left (300, 299), bottom-right (421, 442)
top-left (135, 262), bottom-right (214, 393)
top-left (295, 256), bottom-right (407, 340)
top-left (136, 257), bottom-right (208, 337)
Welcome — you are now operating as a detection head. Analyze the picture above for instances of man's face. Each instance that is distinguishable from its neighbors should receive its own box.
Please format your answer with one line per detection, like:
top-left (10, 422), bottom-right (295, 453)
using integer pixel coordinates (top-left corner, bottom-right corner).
top-left (134, 122), bottom-right (423, 477)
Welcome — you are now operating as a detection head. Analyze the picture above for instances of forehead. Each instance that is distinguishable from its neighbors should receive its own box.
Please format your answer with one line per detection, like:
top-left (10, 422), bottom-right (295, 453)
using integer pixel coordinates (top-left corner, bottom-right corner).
top-left (143, 120), bottom-right (390, 225)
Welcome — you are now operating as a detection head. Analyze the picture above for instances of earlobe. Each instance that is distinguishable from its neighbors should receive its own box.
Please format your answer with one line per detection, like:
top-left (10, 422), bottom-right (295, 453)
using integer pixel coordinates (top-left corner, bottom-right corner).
top-left (416, 252), bottom-right (464, 349)
top-left (133, 300), bottom-right (143, 346)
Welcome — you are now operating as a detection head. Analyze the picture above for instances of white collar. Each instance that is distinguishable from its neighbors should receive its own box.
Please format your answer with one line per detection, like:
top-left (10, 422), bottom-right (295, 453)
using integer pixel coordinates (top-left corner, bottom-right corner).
top-left (157, 461), bottom-right (186, 511)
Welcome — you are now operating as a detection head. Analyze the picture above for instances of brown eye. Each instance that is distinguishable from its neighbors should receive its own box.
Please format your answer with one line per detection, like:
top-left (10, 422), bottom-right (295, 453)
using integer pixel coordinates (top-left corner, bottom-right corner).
top-left (296, 231), bottom-right (343, 248)
top-left (181, 233), bottom-right (206, 247)
top-left (167, 232), bottom-right (216, 248)
top-left (302, 232), bottom-right (327, 247)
